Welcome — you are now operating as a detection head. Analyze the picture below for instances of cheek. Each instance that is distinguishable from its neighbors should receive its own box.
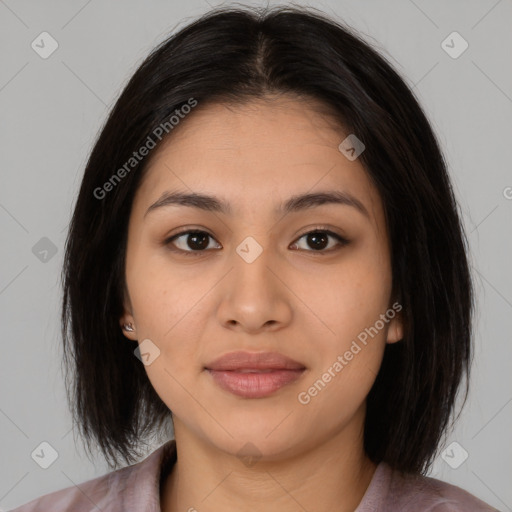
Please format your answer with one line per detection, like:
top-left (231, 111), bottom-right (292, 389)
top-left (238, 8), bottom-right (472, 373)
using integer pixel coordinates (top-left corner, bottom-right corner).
top-left (126, 245), bottom-right (191, 332)
top-left (292, 249), bottom-right (392, 399)
top-left (129, 271), bottom-right (206, 415)
top-left (297, 253), bottom-right (391, 344)
top-left (296, 269), bottom-right (391, 414)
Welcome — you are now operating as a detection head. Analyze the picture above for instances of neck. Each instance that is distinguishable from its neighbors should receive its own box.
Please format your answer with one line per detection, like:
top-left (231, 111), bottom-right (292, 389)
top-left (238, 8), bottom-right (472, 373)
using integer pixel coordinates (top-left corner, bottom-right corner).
top-left (161, 415), bottom-right (377, 512)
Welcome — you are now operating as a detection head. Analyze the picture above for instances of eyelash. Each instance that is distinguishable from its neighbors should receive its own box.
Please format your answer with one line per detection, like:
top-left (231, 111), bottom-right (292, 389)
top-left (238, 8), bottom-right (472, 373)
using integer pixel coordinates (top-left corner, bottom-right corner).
top-left (163, 227), bottom-right (350, 257)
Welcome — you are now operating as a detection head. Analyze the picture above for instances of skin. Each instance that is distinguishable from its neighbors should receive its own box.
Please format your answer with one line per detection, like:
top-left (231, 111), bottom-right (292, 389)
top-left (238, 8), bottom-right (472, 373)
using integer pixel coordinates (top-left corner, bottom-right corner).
top-left (120, 94), bottom-right (403, 512)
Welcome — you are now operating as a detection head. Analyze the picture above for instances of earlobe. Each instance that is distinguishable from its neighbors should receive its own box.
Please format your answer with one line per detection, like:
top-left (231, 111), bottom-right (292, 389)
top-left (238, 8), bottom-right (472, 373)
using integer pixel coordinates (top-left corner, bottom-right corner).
top-left (386, 313), bottom-right (403, 344)
top-left (120, 315), bottom-right (137, 339)
top-left (120, 286), bottom-right (137, 339)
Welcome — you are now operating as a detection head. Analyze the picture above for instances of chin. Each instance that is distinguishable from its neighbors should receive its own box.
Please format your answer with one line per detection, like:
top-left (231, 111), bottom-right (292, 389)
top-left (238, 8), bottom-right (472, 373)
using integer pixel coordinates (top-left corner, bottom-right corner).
top-left (202, 418), bottom-right (308, 462)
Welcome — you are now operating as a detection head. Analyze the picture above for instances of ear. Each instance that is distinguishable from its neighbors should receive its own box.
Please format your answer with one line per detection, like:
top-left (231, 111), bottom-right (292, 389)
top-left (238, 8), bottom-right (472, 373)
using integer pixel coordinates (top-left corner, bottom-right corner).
top-left (386, 308), bottom-right (403, 344)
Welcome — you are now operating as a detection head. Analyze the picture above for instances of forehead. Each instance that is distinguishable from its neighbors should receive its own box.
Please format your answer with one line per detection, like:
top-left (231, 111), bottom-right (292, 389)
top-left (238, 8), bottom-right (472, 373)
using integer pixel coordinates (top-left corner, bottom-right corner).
top-left (133, 97), bottom-right (383, 225)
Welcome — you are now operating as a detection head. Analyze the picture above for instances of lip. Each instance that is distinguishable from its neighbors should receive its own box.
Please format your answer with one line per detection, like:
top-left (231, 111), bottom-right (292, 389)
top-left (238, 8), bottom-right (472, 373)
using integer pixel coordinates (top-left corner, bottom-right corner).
top-left (205, 351), bottom-right (305, 371)
top-left (207, 369), bottom-right (305, 398)
top-left (204, 351), bottom-right (306, 399)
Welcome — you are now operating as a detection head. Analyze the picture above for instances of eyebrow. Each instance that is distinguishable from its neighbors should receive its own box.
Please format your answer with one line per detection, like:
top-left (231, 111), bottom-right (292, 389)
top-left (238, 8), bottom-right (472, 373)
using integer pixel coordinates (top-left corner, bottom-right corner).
top-left (144, 189), bottom-right (369, 219)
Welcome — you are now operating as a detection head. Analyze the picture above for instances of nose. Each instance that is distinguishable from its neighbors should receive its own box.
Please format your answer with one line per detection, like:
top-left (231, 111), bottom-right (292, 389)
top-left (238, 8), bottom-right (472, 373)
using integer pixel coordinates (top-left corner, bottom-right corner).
top-left (216, 236), bottom-right (293, 334)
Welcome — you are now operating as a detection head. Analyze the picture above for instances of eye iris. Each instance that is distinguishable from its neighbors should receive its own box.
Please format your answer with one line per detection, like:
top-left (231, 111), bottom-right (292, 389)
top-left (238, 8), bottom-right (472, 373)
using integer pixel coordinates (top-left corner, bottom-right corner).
top-left (188, 232), bottom-right (209, 250)
top-left (307, 231), bottom-right (328, 250)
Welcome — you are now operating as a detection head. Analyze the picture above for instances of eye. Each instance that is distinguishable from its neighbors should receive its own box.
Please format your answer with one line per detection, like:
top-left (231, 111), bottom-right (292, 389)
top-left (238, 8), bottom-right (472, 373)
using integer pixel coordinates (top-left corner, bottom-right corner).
top-left (165, 229), bottom-right (221, 255)
top-left (290, 229), bottom-right (349, 253)
top-left (164, 227), bottom-right (349, 256)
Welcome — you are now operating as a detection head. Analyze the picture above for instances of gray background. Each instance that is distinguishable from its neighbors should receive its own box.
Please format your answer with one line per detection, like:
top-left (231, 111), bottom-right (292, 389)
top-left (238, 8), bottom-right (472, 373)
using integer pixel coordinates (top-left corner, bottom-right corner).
top-left (1, 0), bottom-right (511, 510)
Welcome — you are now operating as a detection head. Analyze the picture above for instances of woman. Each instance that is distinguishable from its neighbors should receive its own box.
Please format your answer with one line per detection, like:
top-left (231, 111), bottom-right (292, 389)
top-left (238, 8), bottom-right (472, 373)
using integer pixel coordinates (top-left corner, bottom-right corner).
top-left (12, 5), bottom-right (499, 511)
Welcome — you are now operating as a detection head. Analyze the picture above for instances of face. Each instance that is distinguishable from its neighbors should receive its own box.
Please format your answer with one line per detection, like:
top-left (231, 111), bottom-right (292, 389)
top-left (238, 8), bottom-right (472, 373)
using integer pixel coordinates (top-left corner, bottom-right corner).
top-left (120, 95), bottom-right (402, 460)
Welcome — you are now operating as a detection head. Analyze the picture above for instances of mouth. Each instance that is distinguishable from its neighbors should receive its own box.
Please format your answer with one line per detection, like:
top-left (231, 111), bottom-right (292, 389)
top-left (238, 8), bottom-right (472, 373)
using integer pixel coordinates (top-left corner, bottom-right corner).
top-left (204, 351), bottom-right (306, 398)
top-left (205, 368), bottom-right (306, 398)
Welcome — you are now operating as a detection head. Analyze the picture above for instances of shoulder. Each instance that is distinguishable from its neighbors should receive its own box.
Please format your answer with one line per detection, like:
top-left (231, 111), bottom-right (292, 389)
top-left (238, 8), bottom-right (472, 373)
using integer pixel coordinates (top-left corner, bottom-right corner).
top-left (8, 440), bottom-right (176, 512)
top-left (8, 467), bottom-right (128, 512)
top-left (383, 463), bottom-right (500, 512)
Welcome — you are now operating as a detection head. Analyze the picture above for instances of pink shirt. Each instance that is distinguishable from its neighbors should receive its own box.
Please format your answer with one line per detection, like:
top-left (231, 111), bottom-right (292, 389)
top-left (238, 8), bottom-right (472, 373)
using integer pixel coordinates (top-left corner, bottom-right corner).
top-left (10, 439), bottom-right (499, 511)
